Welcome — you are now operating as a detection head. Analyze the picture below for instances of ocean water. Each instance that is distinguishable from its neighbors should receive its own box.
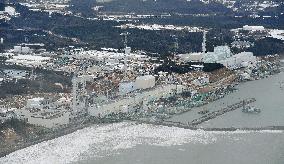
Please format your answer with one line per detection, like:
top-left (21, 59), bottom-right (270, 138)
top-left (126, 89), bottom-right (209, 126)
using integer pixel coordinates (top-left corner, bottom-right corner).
top-left (80, 130), bottom-right (284, 164)
top-left (0, 122), bottom-right (283, 164)
top-left (170, 71), bottom-right (284, 128)
top-left (1, 65), bottom-right (284, 164)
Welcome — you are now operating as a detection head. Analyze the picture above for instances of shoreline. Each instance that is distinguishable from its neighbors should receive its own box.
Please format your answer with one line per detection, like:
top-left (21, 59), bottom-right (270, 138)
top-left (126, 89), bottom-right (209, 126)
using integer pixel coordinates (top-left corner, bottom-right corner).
top-left (0, 121), bottom-right (94, 158)
top-left (1, 68), bottom-right (283, 158)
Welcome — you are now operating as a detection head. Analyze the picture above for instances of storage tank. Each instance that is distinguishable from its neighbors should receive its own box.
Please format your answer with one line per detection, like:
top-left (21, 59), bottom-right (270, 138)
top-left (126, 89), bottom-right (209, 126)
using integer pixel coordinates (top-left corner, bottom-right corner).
top-left (135, 75), bottom-right (155, 90)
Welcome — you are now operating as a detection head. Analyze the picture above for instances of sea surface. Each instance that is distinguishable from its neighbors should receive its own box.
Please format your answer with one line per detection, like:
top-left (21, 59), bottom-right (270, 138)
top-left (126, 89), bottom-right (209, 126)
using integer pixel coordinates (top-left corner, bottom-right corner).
top-left (0, 122), bottom-right (283, 164)
top-left (0, 67), bottom-right (284, 164)
top-left (170, 71), bottom-right (284, 128)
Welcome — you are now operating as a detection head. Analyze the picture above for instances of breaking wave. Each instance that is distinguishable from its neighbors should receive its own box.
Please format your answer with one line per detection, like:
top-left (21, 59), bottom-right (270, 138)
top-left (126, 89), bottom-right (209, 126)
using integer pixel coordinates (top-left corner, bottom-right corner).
top-left (0, 122), bottom-right (282, 164)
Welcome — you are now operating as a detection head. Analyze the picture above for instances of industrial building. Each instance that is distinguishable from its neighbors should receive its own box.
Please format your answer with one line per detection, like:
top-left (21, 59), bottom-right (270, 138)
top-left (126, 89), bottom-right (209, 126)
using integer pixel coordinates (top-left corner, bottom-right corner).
top-left (6, 54), bottom-right (51, 67)
top-left (220, 52), bottom-right (257, 70)
top-left (242, 25), bottom-right (265, 31)
top-left (15, 97), bottom-right (70, 128)
top-left (203, 46), bottom-right (232, 63)
top-left (0, 5), bottom-right (18, 20)
top-left (0, 32), bottom-right (265, 129)
top-left (72, 73), bottom-right (159, 117)
top-left (69, 44), bottom-right (186, 118)
top-left (88, 84), bottom-right (186, 117)
top-left (179, 52), bottom-right (203, 62)
top-left (201, 44), bottom-right (258, 70)
top-left (135, 75), bottom-right (155, 90)
top-left (177, 30), bottom-right (257, 72)
top-left (13, 46), bottom-right (31, 54)
top-left (3, 6), bottom-right (16, 16)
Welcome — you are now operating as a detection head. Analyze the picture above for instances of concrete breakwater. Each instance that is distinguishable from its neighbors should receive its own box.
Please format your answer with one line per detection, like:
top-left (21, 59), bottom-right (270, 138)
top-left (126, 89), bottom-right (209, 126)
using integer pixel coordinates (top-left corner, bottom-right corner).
top-left (190, 98), bottom-right (256, 126)
top-left (136, 98), bottom-right (284, 131)
top-left (137, 120), bottom-right (284, 132)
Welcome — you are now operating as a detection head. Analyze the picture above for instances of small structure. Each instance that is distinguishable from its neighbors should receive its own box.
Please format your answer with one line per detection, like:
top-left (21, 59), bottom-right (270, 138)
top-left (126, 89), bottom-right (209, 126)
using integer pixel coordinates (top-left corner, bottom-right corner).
top-left (21, 47), bottom-right (31, 54)
top-left (191, 76), bottom-right (210, 86)
top-left (119, 81), bottom-right (136, 95)
top-left (14, 46), bottom-right (22, 53)
top-left (135, 75), bottom-right (155, 90)
top-left (242, 100), bottom-right (260, 113)
top-left (242, 106), bottom-right (261, 113)
top-left (198, 108), bottom-right (209, 115)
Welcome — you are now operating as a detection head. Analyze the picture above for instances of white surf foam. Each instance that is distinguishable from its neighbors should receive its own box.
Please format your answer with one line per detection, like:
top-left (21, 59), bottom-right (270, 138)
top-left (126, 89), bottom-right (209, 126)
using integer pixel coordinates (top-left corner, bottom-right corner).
top-left (0, 122), bottom-right (282, 164)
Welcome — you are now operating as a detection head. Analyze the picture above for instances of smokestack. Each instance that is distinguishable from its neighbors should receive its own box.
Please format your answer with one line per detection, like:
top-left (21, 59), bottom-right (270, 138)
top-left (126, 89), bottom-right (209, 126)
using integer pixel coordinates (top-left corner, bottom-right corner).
top-left (202, 31), bottom-right (207, 54)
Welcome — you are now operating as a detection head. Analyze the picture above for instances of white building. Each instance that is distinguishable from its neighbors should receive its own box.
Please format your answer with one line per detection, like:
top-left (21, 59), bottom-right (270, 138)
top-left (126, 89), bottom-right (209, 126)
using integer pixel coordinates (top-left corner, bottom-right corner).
top-left (72, 50), bottom-right (149, 62)
top-left (118, 75), bottom-right (156, 95)
top-left (220, 52), bottom-right (257, 70)
top-left (4, 6), bottom-right (16, 16)
top-left (26, 97), bottom-right (46, 109)
top-left (135, 75), bottom-right (155, 90)
top-left (202, 45), bottom-right (257, 69)
top-left (203, 46), bottom-right (232, 63)
top-left (243, 25), bottom-right (265, 31)
top-left (6, 55), bottom-right (51, 67)
top-left (119, 81), bottom-right (136, 95)
top-left (13, 46), bottom-right (31, 54)
top-left (179, 52), bottom-right (203, 62)
top-left (14, 46), bottom-right (22, 53)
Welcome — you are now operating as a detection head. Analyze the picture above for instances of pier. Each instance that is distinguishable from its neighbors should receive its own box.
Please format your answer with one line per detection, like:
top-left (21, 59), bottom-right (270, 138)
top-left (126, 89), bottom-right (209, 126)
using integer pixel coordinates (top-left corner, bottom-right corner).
top-left (190, 98), bottom-right (256, 126)
top-left (135, 98), bottom-right (284, 131)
